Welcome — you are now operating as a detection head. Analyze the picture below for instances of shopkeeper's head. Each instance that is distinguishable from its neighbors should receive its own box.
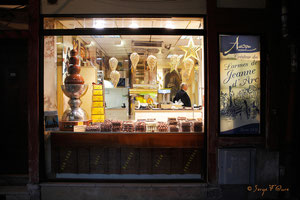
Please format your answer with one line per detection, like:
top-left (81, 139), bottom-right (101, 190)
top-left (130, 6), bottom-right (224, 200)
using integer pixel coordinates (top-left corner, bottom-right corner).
top-left (181, 83), bottom-right (188, 91)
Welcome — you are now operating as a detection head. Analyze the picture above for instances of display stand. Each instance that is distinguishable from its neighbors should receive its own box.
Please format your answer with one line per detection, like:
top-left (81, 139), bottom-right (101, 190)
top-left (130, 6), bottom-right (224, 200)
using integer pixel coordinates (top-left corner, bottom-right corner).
top-left (91, 84), bottom-right (105, 123)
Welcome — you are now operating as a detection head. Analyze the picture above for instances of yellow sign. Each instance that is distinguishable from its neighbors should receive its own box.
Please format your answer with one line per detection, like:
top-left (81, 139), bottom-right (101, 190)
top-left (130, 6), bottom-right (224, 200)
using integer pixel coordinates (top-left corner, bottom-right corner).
top-left (91, 108), bottom-right (104, 115)
top-left (92, 95), bottom-right (103, 102)
top-left (93, 85), bottom-right (102, 90)
top-left (92, 102), bottom-right (103, 107)
top-left (92, 114), bottom-right (104, 120)
top-left (93, 90), bottom-right (103, 95)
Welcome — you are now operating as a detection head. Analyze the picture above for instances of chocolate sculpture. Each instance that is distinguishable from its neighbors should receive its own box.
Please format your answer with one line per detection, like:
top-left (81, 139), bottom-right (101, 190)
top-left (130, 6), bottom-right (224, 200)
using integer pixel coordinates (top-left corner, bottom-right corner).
top-left (65, 49), bottom-right (85, 84)
top-left (59, 49), bottom-right (89, 131)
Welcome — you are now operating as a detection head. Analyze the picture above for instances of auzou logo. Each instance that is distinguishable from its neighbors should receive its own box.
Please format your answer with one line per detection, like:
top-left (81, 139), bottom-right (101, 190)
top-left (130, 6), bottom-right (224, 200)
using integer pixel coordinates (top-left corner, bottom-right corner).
top-left (224, 36), bottom-right (257, 55)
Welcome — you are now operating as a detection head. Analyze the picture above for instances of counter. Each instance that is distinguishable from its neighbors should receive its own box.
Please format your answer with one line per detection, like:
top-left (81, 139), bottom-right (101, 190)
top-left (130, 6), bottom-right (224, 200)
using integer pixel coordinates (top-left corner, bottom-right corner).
top-left (135, 109), bottom-right (202, 121)
top-left (48, 132), bottom-right (204, 177)
top-left (51, 132), bottom-right (204, 148)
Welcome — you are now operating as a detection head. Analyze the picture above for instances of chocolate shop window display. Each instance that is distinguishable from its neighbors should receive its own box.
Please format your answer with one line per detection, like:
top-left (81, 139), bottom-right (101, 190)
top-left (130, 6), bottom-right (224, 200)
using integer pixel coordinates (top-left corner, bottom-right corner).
top-left (43, 18), bottom-right (206, 179)
top-left (44, 34), bottom-right (205, 133)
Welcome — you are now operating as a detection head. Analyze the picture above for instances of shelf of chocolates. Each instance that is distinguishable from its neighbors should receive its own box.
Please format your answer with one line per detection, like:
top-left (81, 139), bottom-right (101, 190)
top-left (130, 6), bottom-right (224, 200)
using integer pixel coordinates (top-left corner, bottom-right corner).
top-left (81, 117), bottom-right (203, 133)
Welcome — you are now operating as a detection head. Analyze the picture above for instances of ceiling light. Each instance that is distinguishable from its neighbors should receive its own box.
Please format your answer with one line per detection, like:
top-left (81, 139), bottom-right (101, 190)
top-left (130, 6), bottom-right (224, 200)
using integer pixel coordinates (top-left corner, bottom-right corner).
top-left (93, 20), bottom-right (105, 29)
top-left (165, 21), bottom-right (175, 29)
top-left (129, 22), bottom-right (139, 29)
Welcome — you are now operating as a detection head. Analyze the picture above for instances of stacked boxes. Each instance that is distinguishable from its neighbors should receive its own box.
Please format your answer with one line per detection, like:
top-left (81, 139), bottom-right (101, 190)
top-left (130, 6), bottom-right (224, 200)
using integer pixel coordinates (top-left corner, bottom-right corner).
top-left (91, 84), bottom-right (105, 122)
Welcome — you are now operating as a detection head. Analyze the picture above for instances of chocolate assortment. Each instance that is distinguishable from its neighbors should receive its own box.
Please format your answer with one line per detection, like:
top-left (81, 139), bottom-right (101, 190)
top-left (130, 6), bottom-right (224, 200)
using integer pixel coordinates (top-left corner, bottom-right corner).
top-left (169, 125), bottom-right (179, 132)
top-left (100, 120), bottom-right (112, 132)
top-left (86, 124), bottom-right (100, 131)
top-left (146, 122), bottom-right (157, 132)
top-left (193, 121), bottom-right (203, 132)
top-left (157, 122), bottom-right (168, 132)
top-left (168, 120), bottom-right (178, 126)
top-left (135, 121), bottom-right (146, 132)
top-left (122, 121), bottom-right (135, 132)
top-left (111, 120), bottom-right (122, 132)
top-left (79, 118), bottom-right (203, 133)
top-left (181, 121), bottom-right (192, 132)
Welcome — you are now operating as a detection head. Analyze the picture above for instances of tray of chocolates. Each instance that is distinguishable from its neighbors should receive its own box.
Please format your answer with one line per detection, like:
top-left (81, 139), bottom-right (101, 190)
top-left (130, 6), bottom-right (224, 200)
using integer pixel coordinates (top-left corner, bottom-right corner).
top-left (169, 125), bottom-right (179, 132)
top-left (100, 120), bottom-right (112, 132)
top-left (168, 120), bottom-right (178, 126)
top-left (157, 122), bottom-right (168, 132)
top-left (135, 121), bottom-right (146, 132)
top-left (111, 120), bottom-right (122, 132)
top-left (122, 121), bottom-right (135, 132)
top-left (145, 121), bottom-right (157, 132)
top-left (85, 124), bottom-right (100, 132)
top-left (193, 121), bottom-right (203, 132)
top-left (180, 121), bottom-right (192, 132)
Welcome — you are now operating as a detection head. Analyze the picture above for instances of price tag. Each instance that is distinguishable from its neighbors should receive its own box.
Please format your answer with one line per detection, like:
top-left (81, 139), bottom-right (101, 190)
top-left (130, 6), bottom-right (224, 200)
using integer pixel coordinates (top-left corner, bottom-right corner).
top-left (73, 125), bottom-right (86, 132)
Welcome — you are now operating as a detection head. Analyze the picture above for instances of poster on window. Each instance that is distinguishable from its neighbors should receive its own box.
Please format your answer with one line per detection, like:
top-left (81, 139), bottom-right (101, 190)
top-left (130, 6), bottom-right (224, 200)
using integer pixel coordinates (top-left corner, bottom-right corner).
top-left (219, 35), bottom-right (260, 135)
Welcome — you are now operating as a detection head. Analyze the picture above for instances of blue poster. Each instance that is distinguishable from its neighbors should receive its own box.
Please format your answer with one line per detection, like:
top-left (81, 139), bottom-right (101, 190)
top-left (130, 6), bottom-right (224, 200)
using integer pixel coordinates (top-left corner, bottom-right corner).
top-left (219, 35), bottom-right (260, 135)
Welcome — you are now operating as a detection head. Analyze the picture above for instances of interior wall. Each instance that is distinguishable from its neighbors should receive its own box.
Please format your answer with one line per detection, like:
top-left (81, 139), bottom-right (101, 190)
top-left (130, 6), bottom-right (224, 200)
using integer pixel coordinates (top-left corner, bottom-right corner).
top-left (44, 19), bottom-right (57, 111)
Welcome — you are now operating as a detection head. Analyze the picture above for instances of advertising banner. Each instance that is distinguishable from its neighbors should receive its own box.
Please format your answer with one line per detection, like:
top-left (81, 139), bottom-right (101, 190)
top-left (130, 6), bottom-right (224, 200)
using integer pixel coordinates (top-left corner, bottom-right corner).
top-left (219, 35), bottom-right (260, 135)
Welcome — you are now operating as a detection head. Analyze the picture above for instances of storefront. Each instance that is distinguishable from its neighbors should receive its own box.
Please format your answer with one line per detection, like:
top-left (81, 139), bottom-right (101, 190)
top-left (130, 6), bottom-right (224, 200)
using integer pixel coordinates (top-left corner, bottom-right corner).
top-left (23, 1), bottom-right (286, 199)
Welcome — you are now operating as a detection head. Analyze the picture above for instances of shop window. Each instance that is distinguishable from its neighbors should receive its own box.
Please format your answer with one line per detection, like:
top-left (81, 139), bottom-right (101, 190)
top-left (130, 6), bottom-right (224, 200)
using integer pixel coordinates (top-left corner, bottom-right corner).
top-left (43, 17), bottom-right (205, 180)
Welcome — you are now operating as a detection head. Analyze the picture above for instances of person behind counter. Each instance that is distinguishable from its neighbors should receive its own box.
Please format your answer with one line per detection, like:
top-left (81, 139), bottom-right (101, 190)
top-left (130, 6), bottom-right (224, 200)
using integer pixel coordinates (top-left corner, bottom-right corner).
top-left (173, 83), bottom-right (191, 107)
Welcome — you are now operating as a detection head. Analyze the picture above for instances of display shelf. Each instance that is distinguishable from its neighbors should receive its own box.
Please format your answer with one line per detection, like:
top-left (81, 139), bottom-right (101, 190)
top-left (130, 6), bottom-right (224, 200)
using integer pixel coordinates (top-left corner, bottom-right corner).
top-left (91, 84), bottom-right (105, 123)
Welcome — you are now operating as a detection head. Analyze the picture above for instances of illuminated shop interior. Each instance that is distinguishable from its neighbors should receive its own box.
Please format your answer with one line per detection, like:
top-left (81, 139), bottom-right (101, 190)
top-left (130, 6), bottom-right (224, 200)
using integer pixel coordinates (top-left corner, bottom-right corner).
top-left (44, 17), bottom-right (205, 128)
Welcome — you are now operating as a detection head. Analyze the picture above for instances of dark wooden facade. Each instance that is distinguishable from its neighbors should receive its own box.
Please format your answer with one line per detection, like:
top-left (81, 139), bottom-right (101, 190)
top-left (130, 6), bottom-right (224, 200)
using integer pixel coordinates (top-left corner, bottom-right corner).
top-left (206, 0), bottom-right (284, 184)
top-left (36, 0), bottom-right (285, 184)
top-left (50, 133), bottom-right (204, 177)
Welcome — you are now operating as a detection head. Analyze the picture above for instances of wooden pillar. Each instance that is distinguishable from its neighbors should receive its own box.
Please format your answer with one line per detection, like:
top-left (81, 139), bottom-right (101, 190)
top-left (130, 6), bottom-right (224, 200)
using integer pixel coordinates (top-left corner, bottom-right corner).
top-left (27, 0), bottom-right (41, 199)
top-left (206, 0), bottom-right (218, 184)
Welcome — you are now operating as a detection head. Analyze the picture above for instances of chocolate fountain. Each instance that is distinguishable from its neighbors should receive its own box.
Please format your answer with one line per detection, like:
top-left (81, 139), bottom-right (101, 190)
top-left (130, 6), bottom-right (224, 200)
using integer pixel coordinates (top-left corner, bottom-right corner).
top-left (59, 49), bottom-right (89, 131)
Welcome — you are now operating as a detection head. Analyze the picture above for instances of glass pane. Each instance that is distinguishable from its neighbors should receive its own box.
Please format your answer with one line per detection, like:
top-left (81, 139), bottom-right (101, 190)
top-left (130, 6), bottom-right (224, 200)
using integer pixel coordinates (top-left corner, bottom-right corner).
top-left (219, 35), bottom-right (261, 135)
top-left (44, 17), bottom-right (204, 30)
top-left (44, 34), bottom-right (205, 125)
